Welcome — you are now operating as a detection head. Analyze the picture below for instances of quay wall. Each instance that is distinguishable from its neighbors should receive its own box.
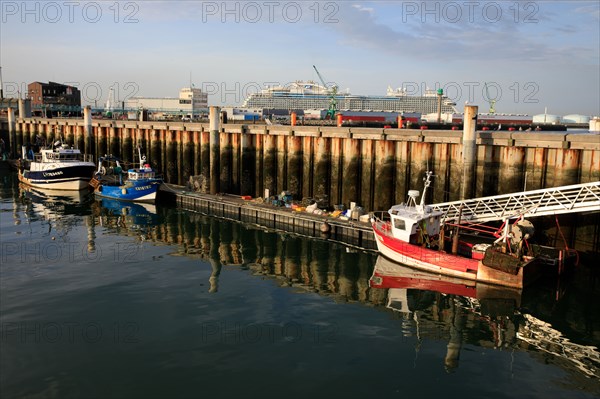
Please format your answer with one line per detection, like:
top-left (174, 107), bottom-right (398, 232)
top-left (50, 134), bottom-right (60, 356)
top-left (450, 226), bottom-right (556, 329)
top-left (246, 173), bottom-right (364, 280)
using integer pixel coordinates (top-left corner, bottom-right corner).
top-left (2, 116), bottom-right (599, 212)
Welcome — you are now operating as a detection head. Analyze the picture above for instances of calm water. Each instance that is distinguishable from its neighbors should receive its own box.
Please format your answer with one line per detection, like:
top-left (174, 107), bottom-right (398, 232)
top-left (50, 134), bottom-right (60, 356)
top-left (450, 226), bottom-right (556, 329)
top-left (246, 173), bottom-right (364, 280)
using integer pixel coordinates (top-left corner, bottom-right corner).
top-left (1, 170), bottom-right (599, 398)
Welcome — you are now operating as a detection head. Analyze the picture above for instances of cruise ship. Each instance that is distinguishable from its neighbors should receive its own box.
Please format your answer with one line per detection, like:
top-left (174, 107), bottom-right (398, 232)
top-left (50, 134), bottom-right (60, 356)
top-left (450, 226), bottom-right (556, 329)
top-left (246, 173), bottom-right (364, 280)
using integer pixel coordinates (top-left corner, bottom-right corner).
top-left (241, 81), bottom-right (458, 114)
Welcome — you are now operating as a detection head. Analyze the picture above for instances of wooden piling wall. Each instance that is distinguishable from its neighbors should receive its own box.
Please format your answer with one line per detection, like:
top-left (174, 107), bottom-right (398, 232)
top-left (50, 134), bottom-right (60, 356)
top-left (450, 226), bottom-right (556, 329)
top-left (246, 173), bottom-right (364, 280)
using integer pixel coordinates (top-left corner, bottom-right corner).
top-left (3, 118), bottom-right (599, 211)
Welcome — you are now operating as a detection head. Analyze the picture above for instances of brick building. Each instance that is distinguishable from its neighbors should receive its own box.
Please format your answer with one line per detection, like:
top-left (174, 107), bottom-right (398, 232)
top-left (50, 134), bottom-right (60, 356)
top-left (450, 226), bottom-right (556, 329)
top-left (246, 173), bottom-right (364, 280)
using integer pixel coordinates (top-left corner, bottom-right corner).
top-left (27, 81), bottom-right (81, 116)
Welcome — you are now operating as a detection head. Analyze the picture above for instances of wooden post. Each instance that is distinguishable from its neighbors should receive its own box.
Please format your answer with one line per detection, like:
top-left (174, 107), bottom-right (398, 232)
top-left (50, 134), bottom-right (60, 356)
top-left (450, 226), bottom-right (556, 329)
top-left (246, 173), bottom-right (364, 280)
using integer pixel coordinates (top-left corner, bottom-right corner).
top-left (462, 105), bottom-right (478, 200)
top-left (209, 106), bottom-right (221, 194)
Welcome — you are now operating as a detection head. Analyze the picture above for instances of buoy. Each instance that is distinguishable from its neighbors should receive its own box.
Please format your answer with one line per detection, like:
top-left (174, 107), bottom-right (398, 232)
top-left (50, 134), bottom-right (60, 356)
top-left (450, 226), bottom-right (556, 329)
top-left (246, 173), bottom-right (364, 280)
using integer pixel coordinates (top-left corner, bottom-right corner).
top-left (122, 188), bottom-right (127, 195)
top-left (320, 222), bottom-right (330, 233)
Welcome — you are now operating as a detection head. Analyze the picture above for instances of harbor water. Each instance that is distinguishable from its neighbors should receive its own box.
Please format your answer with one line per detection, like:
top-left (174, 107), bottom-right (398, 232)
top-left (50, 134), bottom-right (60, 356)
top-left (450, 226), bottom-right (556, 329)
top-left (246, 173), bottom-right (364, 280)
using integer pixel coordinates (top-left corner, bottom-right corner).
top-left (1, 170), bottom-right (599, 398)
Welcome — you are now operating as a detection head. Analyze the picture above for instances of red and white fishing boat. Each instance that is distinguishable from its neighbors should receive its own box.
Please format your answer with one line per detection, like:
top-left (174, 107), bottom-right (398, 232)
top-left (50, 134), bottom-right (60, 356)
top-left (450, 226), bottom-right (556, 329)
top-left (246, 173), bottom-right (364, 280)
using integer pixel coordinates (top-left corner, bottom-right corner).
top-left (370, 172), bottom-right (573, 289)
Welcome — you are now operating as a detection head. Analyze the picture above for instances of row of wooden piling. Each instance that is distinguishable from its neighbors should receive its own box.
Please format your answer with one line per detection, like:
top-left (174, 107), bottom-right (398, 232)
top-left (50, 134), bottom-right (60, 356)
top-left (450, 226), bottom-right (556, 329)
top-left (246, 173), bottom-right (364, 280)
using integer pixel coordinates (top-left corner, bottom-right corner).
top-left (3, 105), bottom-right (599, 212)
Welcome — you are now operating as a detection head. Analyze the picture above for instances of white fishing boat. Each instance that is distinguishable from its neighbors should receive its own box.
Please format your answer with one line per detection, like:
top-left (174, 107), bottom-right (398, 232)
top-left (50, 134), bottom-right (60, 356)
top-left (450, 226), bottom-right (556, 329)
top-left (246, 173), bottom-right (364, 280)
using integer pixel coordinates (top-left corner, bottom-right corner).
top-left (18, 141), bottom-right (96, 190)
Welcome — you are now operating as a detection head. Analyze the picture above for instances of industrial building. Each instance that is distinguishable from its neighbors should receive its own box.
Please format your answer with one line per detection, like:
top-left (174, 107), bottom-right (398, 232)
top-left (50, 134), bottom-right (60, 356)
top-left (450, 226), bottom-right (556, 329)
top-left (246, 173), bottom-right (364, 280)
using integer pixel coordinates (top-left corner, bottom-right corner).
top-left (124, 87), bottom-right (208, 120)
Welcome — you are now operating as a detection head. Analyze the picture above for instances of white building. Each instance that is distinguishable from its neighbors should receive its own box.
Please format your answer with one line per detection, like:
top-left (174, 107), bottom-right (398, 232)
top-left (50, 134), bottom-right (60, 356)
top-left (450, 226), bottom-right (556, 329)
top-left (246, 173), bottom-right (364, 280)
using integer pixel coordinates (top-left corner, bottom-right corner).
top-left (221, 107), bottom-right (262, 121)
top-left (125, 87), bottom-right (208, 119)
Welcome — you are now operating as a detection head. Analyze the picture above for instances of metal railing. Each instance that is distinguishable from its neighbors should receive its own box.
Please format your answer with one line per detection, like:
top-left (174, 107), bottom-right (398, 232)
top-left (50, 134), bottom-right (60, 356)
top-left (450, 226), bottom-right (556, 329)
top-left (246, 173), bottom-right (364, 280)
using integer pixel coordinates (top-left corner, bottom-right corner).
top-left (430, 181), bottom-right (600, 224)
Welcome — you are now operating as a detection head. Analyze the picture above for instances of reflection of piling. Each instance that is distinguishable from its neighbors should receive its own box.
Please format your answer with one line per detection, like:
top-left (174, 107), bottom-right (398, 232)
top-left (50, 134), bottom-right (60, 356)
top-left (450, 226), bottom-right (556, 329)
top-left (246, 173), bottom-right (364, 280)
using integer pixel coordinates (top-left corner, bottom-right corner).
top-left (209, 106), bottom-right (220, 195)
top-left (337, 252), bottom-right (357, 300)
top-left (208, 258), bottom-right (222, 293)
top-left (462, 105), bottom-right (478, 200)
top-left (444, 299), bottom-right (465, 373)
top-left (86, 215), bottom-right (96, 253)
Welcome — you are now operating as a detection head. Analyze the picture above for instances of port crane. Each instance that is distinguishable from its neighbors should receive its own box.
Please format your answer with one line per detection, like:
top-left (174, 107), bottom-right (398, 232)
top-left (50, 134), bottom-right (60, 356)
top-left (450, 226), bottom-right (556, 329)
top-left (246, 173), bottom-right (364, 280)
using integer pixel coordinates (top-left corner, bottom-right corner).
top-left (484, 82), bottom-right (496, 114)
top-left (312, 65), bottom-right (337, 119)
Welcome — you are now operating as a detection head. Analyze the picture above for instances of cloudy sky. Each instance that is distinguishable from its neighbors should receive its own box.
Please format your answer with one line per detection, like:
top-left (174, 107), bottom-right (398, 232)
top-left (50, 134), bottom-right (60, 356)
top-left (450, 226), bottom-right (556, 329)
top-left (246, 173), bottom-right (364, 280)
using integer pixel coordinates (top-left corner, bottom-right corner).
top-left (1, 1), bottom-right (599, 116)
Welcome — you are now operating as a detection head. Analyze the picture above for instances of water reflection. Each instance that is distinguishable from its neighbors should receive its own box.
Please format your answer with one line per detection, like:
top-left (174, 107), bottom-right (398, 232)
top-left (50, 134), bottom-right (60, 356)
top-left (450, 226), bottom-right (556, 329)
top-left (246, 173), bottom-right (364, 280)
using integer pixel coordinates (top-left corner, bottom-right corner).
top-left (3, 174), bottom-right (600, 388)
top-left (369, 255), bottom-right (599, 381)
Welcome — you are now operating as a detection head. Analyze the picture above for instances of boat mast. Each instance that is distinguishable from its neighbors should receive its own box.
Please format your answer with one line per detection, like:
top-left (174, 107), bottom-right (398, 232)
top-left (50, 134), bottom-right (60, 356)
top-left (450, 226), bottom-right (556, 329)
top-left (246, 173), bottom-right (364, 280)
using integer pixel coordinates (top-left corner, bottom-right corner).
top-left (419, 171), bottom-right (434, 208)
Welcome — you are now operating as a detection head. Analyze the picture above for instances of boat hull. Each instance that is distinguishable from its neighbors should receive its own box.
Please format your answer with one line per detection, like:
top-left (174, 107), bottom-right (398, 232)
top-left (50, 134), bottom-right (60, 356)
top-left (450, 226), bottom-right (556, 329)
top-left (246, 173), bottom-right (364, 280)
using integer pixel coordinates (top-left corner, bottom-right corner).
top-left (94, 180), bottom-right (162, 203)
top-left (18, 165), bottom-right (95, 191)
top-left (372, 222), bottom-right (541, 289)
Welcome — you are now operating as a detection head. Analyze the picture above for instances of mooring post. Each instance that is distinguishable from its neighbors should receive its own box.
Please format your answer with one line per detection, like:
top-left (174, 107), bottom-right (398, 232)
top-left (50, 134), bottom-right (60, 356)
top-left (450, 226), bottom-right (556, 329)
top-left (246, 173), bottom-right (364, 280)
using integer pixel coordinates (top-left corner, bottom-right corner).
top-left (84, 106), bottom-right (94, 158)
top-left (7, 107), bottom-right (16, 157)
top-left (462, 105), bottom-right (478, 200)
top-left (209, 106), bottom-right (221, 195)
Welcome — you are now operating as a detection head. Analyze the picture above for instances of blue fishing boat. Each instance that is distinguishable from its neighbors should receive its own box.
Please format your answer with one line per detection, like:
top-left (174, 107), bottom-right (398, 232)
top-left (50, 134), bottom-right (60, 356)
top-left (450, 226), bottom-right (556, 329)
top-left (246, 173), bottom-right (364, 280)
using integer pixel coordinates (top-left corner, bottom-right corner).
top-left (90, 149), bottom-right (163, 203)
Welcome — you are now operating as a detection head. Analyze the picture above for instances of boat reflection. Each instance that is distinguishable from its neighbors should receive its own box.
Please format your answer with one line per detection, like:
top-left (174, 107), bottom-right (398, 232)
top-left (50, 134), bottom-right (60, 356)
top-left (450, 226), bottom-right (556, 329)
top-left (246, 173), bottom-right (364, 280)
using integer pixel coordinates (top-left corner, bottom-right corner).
top-left (17, 183), bottom-right (93, 238)
top-left (368, 255), bottom-right (599, 380)
top-left (92, 198), bottom-right (161, 230)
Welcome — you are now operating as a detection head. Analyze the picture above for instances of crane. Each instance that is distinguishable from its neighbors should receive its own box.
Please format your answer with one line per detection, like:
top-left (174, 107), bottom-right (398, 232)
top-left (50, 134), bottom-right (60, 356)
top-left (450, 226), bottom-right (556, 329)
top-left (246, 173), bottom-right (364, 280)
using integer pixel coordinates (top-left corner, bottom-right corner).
top-left (312, 65), bottom-right (337, 120)
top-left (484, 82), bottom-right (496, 114)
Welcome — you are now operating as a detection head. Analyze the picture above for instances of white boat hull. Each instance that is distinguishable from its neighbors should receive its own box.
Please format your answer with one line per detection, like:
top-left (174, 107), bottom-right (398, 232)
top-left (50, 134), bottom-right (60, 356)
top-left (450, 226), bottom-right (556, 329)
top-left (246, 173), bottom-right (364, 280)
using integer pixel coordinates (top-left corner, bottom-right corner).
top-left (18, 174), bottom-right (92, 191)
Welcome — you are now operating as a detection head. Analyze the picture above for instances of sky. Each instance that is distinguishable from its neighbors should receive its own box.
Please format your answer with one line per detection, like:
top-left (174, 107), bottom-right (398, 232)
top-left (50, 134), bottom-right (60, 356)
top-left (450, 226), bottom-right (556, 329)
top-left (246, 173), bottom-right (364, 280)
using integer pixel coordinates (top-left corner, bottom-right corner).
top-left (1, 0), bottom-right (599, 116)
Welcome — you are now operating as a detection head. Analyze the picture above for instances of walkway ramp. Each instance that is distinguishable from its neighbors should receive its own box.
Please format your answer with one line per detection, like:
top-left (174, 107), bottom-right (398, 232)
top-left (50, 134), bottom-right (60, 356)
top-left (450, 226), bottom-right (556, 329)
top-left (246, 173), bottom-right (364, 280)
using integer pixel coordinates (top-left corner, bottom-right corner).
top-left (430, 181), bottom-right (600, 224)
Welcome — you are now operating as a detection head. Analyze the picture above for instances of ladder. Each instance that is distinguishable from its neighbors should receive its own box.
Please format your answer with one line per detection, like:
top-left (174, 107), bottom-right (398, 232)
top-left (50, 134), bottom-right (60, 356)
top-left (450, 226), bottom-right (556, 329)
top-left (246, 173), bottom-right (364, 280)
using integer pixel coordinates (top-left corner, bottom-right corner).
top-left (429, 181), bottom-right (600, 224)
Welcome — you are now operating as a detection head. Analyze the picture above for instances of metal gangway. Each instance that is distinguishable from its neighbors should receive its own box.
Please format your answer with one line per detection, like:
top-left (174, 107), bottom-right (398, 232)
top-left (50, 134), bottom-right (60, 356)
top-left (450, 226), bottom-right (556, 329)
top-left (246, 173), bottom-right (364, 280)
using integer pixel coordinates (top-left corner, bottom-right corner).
top-left (429, 181), bottom-right (600, 224)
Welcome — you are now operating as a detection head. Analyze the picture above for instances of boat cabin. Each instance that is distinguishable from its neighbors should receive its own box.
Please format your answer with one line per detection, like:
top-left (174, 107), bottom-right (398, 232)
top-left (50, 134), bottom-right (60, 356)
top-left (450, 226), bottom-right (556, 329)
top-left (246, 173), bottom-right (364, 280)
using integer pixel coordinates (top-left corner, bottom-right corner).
top-left (128, 165), bottom-right (155, 181)
top-left (41, 148), bottom-right (83, 162)
top-left (388, 189), bottom-right (444, 244)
